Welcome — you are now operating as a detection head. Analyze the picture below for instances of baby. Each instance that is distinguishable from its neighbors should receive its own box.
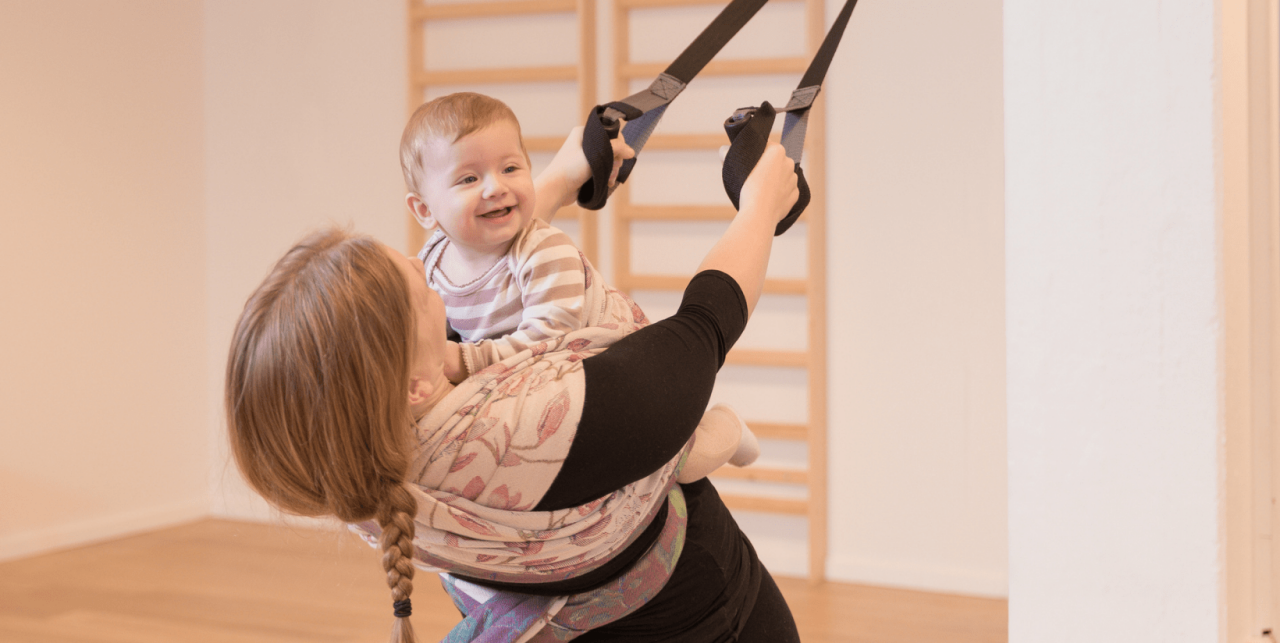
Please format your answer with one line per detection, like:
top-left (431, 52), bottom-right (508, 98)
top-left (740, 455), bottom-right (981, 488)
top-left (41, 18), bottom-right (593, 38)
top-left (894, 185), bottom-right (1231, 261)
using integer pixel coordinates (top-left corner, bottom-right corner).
top-left (400, 92), bottom-right (757, 483)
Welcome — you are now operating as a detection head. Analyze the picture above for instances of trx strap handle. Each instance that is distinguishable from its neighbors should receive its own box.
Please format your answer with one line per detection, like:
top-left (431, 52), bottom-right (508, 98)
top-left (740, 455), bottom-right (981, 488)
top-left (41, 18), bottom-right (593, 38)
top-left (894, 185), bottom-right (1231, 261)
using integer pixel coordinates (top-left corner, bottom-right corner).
top-left (720, 0), bottom-right (858, 235)
top-left (722, 102), bottom-right (810, 236)
top-left (577, 0), bottom-right (771, 210)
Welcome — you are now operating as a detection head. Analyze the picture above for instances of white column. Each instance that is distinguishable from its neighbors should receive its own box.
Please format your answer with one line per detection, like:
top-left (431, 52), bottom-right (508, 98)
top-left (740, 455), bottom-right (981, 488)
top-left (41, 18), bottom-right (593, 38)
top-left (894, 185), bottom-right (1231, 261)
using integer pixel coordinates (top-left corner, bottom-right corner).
top-left (1004, 1), bottom-right (1222, 640)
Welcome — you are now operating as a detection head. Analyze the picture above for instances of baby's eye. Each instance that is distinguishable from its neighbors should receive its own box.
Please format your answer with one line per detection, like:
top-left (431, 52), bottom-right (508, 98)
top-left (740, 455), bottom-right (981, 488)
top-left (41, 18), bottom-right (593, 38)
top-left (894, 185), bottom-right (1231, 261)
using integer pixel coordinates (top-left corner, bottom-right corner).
top-left (503, 165), bottom-right (522, 174)
top-left (457, 176), bottom-right (477, 185)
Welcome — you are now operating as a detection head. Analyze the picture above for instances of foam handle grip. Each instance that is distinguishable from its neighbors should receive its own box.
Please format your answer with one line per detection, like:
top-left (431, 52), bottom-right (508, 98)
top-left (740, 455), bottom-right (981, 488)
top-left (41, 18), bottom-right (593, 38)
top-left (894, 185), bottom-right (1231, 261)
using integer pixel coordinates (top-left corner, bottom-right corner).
top-left (576, 105), bottom-right (622, 211)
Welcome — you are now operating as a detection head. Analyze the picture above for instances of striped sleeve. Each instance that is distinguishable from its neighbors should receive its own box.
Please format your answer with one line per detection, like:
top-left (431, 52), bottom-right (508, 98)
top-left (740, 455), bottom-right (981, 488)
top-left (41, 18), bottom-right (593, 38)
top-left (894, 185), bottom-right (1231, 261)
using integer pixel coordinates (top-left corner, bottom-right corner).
top-left (459, 223), bottom-right (588, 374)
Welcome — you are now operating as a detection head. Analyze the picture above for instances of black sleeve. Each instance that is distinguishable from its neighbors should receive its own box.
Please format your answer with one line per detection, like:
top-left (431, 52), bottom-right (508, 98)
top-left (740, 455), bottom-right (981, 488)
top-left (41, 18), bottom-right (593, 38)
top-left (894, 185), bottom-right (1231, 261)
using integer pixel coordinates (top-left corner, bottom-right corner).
top-left (534, 270), bottom-right (749, 511)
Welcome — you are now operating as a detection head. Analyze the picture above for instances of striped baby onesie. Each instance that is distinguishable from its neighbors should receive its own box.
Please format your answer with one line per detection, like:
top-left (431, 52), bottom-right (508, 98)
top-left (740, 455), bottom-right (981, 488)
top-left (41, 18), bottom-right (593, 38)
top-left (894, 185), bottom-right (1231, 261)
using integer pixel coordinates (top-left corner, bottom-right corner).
top-left (420, 219), bottom-right (628, 377)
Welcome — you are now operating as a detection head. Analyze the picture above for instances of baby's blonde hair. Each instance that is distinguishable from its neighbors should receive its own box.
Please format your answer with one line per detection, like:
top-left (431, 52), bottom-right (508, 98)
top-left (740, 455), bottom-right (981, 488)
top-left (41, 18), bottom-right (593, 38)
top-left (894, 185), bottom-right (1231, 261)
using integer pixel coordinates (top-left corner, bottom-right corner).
top-left (400, 92), bottom-right (527, 195)
top-left (225, 228), bottom-right (420, 643)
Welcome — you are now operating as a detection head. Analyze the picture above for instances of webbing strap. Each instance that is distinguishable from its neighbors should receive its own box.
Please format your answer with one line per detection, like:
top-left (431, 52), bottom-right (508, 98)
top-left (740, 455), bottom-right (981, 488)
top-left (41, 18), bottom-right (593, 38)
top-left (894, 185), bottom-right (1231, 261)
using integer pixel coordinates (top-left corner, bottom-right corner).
top-left (722, 0), bottom-right (858, 235)
top-left (577, 0), bottom-right (771, 210)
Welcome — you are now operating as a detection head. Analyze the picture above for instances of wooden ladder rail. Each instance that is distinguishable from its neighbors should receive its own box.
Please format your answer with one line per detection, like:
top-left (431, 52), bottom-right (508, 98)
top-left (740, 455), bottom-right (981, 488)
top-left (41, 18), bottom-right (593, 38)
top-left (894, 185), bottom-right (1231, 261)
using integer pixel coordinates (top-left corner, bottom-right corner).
top-left (610, 0), bottom-right (828, 582)
top-left (406, 0), bottom-right (600, 259)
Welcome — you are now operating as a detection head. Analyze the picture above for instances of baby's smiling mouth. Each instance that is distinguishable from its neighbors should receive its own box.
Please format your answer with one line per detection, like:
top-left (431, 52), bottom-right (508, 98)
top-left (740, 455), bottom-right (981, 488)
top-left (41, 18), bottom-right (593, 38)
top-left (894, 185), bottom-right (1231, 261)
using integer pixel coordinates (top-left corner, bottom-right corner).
top-left (479, 206), bottom-right (512, 219)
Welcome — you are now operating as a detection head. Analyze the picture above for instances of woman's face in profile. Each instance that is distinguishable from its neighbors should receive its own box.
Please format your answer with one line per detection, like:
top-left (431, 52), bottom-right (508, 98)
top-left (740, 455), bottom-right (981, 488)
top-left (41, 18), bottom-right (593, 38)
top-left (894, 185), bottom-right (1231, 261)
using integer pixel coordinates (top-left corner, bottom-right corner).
top-left (384, 245), bottom-right (449, 386)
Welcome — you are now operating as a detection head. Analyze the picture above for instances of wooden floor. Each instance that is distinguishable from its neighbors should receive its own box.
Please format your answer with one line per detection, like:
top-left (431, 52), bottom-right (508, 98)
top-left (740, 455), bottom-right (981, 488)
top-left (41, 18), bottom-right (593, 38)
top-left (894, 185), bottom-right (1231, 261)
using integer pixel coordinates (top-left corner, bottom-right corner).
top-left (0, 519), bottom-right (1006, 643)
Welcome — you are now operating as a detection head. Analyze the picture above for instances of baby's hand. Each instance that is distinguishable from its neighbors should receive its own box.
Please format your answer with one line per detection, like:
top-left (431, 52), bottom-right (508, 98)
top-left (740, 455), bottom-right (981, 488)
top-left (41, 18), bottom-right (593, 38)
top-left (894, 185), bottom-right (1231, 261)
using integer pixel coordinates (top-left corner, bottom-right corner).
top-left (444, 341), bottom-right (467, 383)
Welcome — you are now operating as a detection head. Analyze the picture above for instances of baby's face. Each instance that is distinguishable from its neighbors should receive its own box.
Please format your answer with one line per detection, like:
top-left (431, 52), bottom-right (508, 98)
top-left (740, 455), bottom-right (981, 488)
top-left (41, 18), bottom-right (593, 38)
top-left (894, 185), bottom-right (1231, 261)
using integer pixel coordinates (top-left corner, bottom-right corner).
top-left (415, 120), bottom-right (535, 257)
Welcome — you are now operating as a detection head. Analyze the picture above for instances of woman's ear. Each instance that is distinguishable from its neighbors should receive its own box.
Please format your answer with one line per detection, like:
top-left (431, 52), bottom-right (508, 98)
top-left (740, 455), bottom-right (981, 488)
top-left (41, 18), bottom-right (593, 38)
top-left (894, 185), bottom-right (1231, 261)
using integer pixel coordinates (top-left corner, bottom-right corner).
top-left (408, 376), bottom-right (435, 418)
top-left (406, 193), bottom-right (437, 230)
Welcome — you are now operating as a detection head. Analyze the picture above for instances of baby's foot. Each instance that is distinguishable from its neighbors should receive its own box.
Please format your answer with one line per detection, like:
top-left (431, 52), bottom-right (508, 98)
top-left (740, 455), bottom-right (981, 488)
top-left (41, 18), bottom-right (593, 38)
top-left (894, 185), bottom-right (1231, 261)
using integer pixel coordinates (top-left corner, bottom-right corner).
top-left (709, 404), bottom-right (759, 467)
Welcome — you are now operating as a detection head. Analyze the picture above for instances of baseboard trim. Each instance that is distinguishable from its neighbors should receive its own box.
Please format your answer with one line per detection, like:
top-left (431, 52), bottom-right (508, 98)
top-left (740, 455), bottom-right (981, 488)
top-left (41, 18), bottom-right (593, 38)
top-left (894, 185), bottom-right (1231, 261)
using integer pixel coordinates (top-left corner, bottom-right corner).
top-left (0, 499), bottom-right (209, 563)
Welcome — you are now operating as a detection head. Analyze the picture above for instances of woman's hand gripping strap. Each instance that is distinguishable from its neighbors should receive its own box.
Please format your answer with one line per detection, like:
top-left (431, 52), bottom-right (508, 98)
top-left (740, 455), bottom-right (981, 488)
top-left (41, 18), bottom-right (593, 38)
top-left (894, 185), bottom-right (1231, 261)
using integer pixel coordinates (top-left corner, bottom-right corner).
top-left (577, 103), bottom-right (635, 210)
top-left (722, 102), bottom-right (812, 236)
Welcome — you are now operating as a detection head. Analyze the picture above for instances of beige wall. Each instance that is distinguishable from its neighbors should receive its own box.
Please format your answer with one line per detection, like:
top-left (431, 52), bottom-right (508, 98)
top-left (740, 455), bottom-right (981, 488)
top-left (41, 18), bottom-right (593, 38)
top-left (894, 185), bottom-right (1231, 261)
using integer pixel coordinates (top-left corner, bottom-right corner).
top-left (0, 1), bottom-right (209, 559)
top-left (1, 0), bottom-right (1008, 599)
top-left (203, 0), bottom-right (408, 519)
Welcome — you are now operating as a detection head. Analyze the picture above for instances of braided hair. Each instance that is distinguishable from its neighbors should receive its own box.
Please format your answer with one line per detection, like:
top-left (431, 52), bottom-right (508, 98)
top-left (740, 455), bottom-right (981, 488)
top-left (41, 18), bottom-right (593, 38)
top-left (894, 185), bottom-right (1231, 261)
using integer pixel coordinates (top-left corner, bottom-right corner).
top-left (225, 228), bottom-right (421, 643)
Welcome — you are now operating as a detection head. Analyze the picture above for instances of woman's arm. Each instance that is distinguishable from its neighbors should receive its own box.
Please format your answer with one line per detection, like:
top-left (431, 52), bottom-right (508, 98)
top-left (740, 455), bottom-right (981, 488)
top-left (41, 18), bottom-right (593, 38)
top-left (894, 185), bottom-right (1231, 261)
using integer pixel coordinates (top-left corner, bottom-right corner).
top-left (532, 127), bottom-right (635, 223)
top-left (696, 143), bottom-right (800, 316)
top-left (535, 144), bottom-right (799, 509)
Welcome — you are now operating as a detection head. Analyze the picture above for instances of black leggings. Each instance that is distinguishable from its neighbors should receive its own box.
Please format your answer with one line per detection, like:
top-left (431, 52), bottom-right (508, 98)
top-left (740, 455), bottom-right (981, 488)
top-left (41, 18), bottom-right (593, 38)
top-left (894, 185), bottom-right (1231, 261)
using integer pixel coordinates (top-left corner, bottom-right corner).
top-left (573, 479), bottom-right (801, 643)
top-left (538, 269), bottom-right (750, 509)
top-left (495, 271), bottom-right (800, 641)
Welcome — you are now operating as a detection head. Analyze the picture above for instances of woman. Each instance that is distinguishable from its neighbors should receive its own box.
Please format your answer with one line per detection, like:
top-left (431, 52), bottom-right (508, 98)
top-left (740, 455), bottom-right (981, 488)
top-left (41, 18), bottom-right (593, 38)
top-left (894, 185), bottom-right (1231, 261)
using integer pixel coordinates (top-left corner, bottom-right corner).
top-left (225, 140), bottom-right (802, 642)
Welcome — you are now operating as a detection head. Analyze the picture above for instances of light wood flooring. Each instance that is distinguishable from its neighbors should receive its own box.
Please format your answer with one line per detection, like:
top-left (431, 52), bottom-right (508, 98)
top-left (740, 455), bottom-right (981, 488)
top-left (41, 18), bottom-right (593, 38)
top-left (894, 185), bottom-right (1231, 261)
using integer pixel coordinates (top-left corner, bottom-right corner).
top-left (0, 519), bottom-right (1006, 642)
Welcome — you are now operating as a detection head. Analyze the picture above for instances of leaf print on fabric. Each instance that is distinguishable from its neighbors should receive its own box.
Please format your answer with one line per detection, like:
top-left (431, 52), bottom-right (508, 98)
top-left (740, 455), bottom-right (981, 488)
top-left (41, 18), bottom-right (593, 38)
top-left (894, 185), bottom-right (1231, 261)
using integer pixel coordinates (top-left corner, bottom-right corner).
top-left (570, 515), bottom-right (612, 548)
top-left (536, 391), bottom-right (570, 446)
top-left (566, 338), bottom-right (592, 352)
top-left (495, 368), bottom-right (533, 396)
top-left (475, 554), bottom-right (498, 563)
top-left (522, 555), bottom-right (565, 568)
top-left (499, 451), bottom-right (523, 467)
top-left (454, 476), bottom-right (486, 501)
top-left (449, 451), bottom-right (478, 473)
top-left (452, 512), bottom-right (501, 537)
top-left (488, 484), bottom-right (525, 510)
top-left (629, 298), bottom-right (648, 324)
top-left (578, 498), bottom-right (605, 516)
top-left (504, 540), bottom-right (544, 556)
top-left (464, 417), bottom-right (498, 442)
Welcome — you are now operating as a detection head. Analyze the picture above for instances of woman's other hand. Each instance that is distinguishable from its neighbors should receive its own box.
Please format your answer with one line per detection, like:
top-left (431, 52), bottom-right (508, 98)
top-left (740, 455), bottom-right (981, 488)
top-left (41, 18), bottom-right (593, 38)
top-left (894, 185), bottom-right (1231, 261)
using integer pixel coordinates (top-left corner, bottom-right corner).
top-left (733, 142), bottom-right (800, 226)
top-left (535, 126), bottom-right (636, 220)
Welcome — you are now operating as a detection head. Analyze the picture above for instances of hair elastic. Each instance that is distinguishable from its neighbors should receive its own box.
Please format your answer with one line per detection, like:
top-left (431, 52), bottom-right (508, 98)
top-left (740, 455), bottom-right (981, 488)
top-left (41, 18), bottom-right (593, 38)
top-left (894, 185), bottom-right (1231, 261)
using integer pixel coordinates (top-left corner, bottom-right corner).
top-left (393, 599), bottom-right (413, 618)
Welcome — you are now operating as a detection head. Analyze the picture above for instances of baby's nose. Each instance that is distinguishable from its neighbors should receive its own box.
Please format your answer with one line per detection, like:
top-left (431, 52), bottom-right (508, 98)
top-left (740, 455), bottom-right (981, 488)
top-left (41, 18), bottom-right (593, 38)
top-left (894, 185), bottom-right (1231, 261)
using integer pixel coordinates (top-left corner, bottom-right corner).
top-left (483, 174), bottom-right (509, 197)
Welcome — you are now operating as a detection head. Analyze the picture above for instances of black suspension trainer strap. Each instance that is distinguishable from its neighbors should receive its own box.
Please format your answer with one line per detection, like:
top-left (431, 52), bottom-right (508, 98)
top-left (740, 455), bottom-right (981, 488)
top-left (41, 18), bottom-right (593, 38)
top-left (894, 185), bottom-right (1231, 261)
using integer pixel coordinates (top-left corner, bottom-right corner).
top-left (722, 0), bottom-right (858, 235)
top-left (577, 0), bottom-right (771, 210)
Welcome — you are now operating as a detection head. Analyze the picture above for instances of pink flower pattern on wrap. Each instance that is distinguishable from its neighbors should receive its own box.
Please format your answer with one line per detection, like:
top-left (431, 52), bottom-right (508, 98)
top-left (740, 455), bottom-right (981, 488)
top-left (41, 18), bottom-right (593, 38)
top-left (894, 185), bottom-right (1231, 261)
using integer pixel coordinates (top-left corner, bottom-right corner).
top-left (349, 287), bottom-right (696, 584)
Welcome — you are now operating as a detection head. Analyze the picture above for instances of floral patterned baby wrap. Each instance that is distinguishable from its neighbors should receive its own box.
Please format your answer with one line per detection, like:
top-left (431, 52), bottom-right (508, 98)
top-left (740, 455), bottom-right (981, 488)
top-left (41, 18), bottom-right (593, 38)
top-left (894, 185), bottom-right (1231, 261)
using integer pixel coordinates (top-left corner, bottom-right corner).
top-left (353, 287), bottom-right (691, 637)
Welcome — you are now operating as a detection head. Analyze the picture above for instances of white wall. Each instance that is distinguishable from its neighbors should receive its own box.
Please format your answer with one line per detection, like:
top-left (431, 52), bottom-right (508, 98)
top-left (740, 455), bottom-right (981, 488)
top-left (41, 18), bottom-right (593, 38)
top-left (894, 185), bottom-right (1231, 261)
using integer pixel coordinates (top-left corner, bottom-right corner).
top-left (1005, 1), bottom-right (1221, 640)
top-left (824, 0), bottom-right (1007, 595)
top-left (0, 1), bottom-right (209, 560)
top-left (203, 0), bottom-right (409, 519)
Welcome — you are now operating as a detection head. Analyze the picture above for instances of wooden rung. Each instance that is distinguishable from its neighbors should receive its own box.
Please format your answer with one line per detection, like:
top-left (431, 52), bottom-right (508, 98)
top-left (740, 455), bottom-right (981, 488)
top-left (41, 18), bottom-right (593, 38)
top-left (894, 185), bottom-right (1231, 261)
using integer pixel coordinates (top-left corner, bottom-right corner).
top-left (725, 349), bottom-right (808, 368)
top-left (763, 278), bottom-right (808, 295)
top-left (750, 422), bottom-right (808, 441)
top-left (621, 273), bottom-right (808, 295)
top-left (620, 57), bottom-right (809, 80)
top-left (720, 494), bottom-right (808, 515)
top-left (553, 206), bottom-right (582, 220)
top-left (619, 204), bottom-right (737, 221)
top-left (641, 132), bottom-right (780, 151)
top-left (619, 0), bottom-right (801, 9)
top-left (710, 466), bottom-right (808, 485)
top-left (414, 0), bottom-right (577, 21)
top-left (642, 133), bottom-right (727, 150)
top-left (523, 135), bottom-right (567, 153)
top-left (419, 66), bottom-right (578, 86)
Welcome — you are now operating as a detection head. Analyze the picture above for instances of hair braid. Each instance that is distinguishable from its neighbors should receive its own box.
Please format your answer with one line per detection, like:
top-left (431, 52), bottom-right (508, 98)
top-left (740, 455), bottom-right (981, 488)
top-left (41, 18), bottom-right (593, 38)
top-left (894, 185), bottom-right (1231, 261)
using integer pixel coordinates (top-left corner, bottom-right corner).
top-left (379, 483), bottom-right (419, 643)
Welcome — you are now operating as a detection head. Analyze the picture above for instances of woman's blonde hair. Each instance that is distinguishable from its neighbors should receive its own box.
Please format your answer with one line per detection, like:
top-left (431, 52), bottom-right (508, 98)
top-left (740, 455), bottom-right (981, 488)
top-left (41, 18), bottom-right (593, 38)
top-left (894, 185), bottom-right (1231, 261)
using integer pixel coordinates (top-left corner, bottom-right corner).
top-left (400, 92), bottom-right (528, 195)
top-left (225, 228), bottom-right (420, 643)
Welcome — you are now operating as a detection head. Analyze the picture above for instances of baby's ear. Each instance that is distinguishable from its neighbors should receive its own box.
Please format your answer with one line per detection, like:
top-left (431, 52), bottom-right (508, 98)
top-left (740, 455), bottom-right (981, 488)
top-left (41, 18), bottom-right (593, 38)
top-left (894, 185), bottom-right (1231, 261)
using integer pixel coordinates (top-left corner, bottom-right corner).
top-left (406, 193), bottom-right (437, 230)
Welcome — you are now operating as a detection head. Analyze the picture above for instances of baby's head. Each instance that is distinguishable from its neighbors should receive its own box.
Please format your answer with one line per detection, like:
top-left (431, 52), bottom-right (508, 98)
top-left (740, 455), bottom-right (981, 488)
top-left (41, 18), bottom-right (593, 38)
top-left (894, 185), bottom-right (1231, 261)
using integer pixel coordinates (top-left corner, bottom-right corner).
top-left (401, 93), bottom-right (535, 255)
